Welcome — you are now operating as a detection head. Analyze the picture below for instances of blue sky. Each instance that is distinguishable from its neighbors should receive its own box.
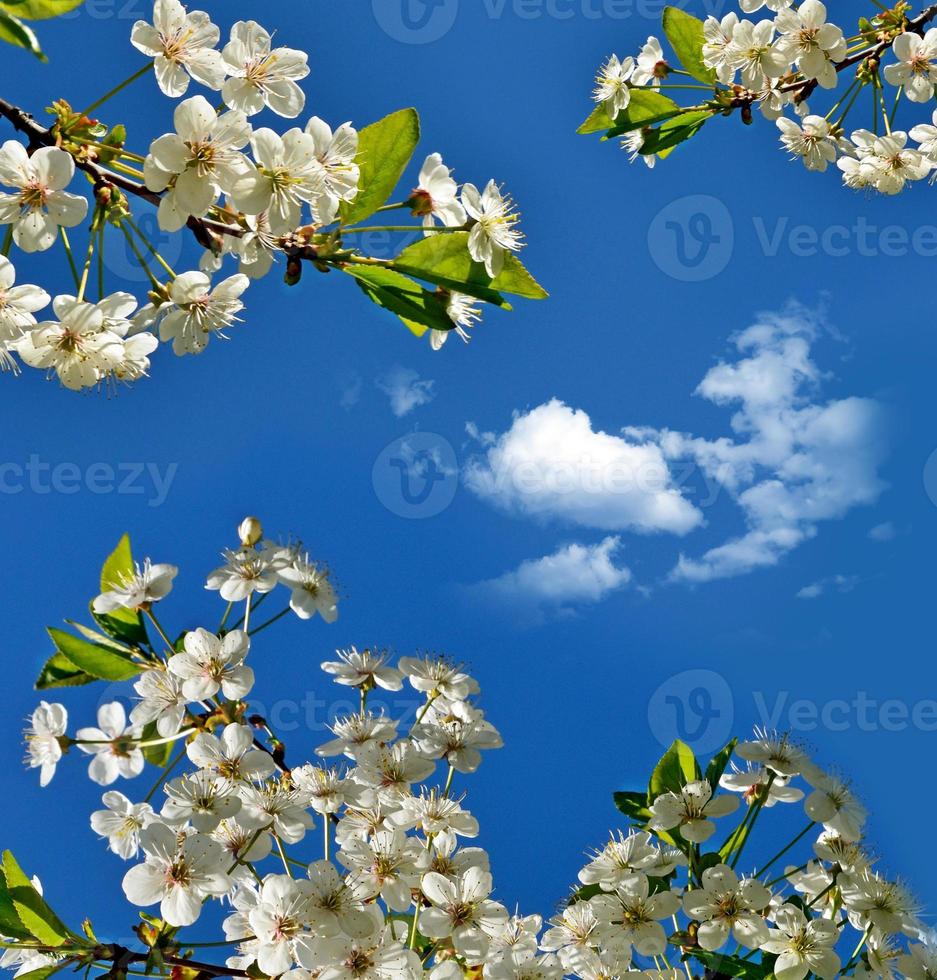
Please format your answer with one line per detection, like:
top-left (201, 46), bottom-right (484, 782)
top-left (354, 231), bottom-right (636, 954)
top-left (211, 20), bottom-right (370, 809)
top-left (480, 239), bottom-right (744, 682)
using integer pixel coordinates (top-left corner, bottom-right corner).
top-left (0, 0), bottom-right (935, 940)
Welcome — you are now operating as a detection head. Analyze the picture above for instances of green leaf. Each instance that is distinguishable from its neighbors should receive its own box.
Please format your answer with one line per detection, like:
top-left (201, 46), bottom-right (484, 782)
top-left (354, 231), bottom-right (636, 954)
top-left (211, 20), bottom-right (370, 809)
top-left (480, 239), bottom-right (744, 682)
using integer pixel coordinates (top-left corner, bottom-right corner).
top-left (46, 627), bottom-right (140, 682)
top-left (140, 721), bottom-right (174, 767)
top-left (2, 851), bottom-right (70, 946)
top-left (0, 9), bottom-right (44, 58)
top-left (341, 108), bottom-right (420, 226)
top-left (98, 534), bottom-right (148, 639)
top-left (648, 740), bottom-right (700, 801)
top-left (0, 0), bottom-right (84, 19)
top-left (90, 609), bottom-right (149, 649)
top-left (604, 89), bottom-right (682, 138)
top-left (578, 102), bottom-right (616, 135)
top-left (704, 738), bottom-right (738, 789)
top-left (613, 790), bottom-right (651, 823)
top-left (689, 950), bottom-right (772, 980)
top-left (394, 231), bottom-right (547, 302)
top-left (662, 6), bottom-right (716, 84)
top-left (641, 110), bottom-right (712, 157)
top-left (343, 265), bottom-right (454, 336)
top-left (35, 651), bottom-right (96, 690)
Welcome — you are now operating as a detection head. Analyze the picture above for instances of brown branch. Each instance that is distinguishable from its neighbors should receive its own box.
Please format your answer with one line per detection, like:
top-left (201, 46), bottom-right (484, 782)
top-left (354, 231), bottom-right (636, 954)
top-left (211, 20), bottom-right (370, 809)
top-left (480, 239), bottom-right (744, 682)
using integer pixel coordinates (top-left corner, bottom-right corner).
top-left (0, 94), bottom-right (242, 251)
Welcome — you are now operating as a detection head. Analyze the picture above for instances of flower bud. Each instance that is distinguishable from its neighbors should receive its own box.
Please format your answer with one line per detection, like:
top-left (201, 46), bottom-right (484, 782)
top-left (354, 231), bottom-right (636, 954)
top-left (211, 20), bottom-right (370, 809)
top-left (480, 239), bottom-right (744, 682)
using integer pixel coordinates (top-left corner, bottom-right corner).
top-left (238, 516), bottom-right (263, 547)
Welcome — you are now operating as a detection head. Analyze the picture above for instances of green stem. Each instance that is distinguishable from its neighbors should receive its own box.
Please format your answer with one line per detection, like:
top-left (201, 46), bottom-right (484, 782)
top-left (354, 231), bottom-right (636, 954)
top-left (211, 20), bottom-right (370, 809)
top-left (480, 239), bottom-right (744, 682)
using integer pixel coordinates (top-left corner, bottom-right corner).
top-left (1, 225), bottom-right (12, 257)
top-left (59, 227), bottom-right (81, 291)
top-left (443, 764), bottom-right (455, 797)
top-left (79, 62), bottom-right (154, 118)
top-left (125, 215), bottom-right (177, 279)
top-left (754, 822), bottom-right (816, 879)
top-left (143, 745), bottom-right (188, 803)
top-left (218, 601), bottom-right (234, 633)
top-left (341, 224), bottom-right (460, 235)
top-left (144, 608), bottom-right (175, 653)
top-left (248, 607), bottom-right (291, 637)
top-left (273, 834), bottom-right (292, 877)
top-left (119, 221), bottom-right (160, 289)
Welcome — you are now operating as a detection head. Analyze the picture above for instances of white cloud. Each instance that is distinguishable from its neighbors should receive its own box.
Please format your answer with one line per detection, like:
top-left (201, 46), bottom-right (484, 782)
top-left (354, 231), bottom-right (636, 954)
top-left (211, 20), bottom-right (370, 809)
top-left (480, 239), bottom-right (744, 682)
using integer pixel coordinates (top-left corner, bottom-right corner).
top-left (465, 304), bottom-right (888, 591)
top-left (466, 537), bottom-right (631, 623)
top-left (464, 400), bottom-right (703, 535)
top-left (796, 574), bottom-right (860, 600)
top-left (868, 521), bottom-right (897, 542)
top-left (376, 366), bottom-right (435, 417)
top-left (338, 371), bottom-right (362, 410)
top-left (658, 306), bottom-right (888, 582)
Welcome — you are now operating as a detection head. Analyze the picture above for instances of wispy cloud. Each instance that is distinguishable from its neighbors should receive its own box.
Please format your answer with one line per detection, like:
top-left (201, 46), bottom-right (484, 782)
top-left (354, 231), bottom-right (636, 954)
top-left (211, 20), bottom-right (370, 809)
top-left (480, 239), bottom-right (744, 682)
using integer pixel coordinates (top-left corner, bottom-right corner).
top-left (796, 574), bottom-right (861, 600)
top-left (465, 537), bottom-right (631, 625)
top-left (376, 366), bottom-right (435, 418)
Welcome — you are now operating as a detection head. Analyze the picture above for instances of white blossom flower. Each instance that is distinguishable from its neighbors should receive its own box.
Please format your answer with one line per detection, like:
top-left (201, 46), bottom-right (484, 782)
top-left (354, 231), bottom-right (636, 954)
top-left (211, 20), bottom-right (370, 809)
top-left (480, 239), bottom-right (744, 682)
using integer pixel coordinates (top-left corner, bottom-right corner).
top-left (337, 828), bottom-right (429, 912)
top-left (431, 291), bottom-right (482, 350)
top-left (24, 701), bottom-right (67, 787)
top-left (578, 830), bottom-right (662, 890)
top-left (188, 723), bottom-right (276, 783)
top-left (593, 55), bottom-right (634, 117)
top-left (702, 13), bottom-right (740, 83)
top-left (813, 832), bottom-right (869, 873)
top-left (161, 771), bottom-right (243, 831)
top-left (899, 940), bottom-right (937, 980)
top-left (720, 764), bottom-right (804, 806)
top-left (621, 129), bottom-right (656, 168)
top-left (131, 0), bottom-right (225, 97)
top-left (411, 698), bottom-right (503, 773)
top-left (487, 913), bottom-right (543, 960)
top-left (239, 783), bottom-right (314, 843)
top-left (885, 31), bottom-right (937, 103)
top-left (739, 0), bottom-right (792, 10)
top-left (206, 542), bottom-right (283, 600)
top-left (591, 873), bottom-right (681, 956)
top-left (0, 256), bottom-right (49, 368)
top-left (90, 791), bottom-right (155, 859)
top-left (156, 271), bottom-right (249, 356)
top-left (398, 655), bottom-right (478, 700)
top-left (167, 627), bottom-right (254, 700)
top-left (648, 780), bottom-right (739, 843)
top-left (541, 903), bottom-right (601, 953)
top-left (631, 36), bottom-right (668, 86)
top-left (559, 946), bottom-right (632, 980)
top-left (304, 117), bottom-right (360, 224)
top-left (682, 864), bottom-right (771, 950)
top-left (736, 730), bottom-right (810, 777)
top-left (316, 712), bottom-right (398, 760)
top-left (222, 21), bottom-right (310, 118)
top-left (233, 128), bottom-right (324, 233)
top-left (122, 822), bottom-right (231, 926)
top-left (777, 115), bottom-right (839, 171)
top-left (131, 667), bottom-right (188, 737)
top-left (322, 647), bottom-right (403, 691)
top-left (0, 143), bottom-right (87, 253)
top-left (17, 296), bottom-right (125, 390)
top-left (310, 917), bottom-right (419, 980)
top-left (387, 787), bottom-right (478, 847)
top-left (304, 859), bottom-right (374, 938)
top-left (461, 180), bottom-right (524, 277)
top-left (774, 0), bottom-right (846, 89)
top-left (144, 96), bottom-right (252, 231)
top-left (762, 904), bottom-right (840, 980)
top-left (292, 764), bottom-right (371, 815)
top-left (75, 702), bottom-right (144, 786)
top-left (803, 770), bottom-right (867, 841)
top-left (93, 559), bottom-right (178, 614)
top-left (419, 867), bottom-right (509, 963)
top-left (411, 153), bottom-right (467, 233)
top-left (840, 870), bottom-right (922, 937)
top-left (847, 129), bottom-right (934, 193)
top-left (726, 20), bottom-right (788, 89)
top-left (212, 818), bottom-right (273, 870)
top-left (277, 553), bottom-right (339, 621)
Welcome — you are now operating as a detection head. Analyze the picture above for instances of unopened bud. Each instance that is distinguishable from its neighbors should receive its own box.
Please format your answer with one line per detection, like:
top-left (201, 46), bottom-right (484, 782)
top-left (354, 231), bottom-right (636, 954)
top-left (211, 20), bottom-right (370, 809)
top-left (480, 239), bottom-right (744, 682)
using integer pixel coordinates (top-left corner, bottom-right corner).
top-left (238, 516), bottom-right (263, 547)
top-left (741, 104), bottom-right (753, 125)
top-left (285, 257), bottom-right (302, 286)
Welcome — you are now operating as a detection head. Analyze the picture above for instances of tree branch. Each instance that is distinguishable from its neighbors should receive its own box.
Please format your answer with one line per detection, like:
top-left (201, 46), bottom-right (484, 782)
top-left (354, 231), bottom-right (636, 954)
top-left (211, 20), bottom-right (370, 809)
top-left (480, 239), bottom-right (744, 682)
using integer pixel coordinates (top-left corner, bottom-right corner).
top-left (0, 94), bottom-right (242, 252)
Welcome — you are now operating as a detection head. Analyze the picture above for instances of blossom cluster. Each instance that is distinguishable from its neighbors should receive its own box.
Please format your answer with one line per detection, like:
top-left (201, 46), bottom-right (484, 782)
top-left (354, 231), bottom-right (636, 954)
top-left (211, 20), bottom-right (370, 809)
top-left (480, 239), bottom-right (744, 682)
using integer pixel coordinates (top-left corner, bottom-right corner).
top-left (8, 522), bottom-right (934, 980)
top-left (0, 0), bottom-right (542, 391)
top-left (586, 0), bottom-right (937, 195)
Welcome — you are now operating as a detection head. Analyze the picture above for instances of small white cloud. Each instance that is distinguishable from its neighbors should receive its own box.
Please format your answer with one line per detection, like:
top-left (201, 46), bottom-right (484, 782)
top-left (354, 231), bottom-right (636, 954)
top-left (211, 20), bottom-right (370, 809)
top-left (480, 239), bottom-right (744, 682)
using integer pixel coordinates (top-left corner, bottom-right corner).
top-left (796, 574), bottom-right (860, 600)
top-left (868, 521), bottom-right (897, 542)
top-left (338, 371), bottom-right (362, 410)
top-left (465, 536), bottom-right (631, 624)
top-left (464, 400), bottom-right (703, 535)
top-left (377, 366), bottom-right (435, 418)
